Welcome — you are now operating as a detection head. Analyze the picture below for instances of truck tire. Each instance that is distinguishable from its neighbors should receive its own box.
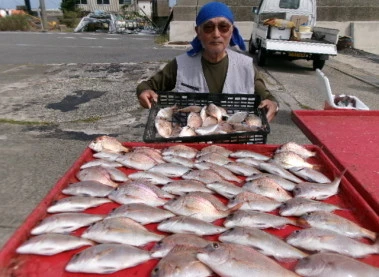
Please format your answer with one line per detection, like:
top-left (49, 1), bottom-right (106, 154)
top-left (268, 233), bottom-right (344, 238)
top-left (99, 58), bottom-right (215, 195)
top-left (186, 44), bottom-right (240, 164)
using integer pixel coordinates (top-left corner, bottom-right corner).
top-left (248, 37), bottom-right (257, 54)
top-left (313, 58), bottom-right (325, 70)
top-left (257, 47), bottom-right (267, 66)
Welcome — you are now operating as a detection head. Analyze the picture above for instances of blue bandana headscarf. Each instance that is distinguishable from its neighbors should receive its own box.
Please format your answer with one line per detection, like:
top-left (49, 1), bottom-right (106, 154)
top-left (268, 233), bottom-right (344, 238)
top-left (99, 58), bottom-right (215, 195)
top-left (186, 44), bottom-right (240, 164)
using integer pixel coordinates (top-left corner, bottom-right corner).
top-left (187, 2), bottom-right (246, 56)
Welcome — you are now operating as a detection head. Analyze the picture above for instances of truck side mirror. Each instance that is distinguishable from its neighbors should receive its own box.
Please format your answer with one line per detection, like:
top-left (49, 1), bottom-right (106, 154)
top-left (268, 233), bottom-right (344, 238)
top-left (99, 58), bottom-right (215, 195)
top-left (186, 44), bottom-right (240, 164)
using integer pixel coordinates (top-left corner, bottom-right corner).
top-left (252, 7), bottom-right (258, 14)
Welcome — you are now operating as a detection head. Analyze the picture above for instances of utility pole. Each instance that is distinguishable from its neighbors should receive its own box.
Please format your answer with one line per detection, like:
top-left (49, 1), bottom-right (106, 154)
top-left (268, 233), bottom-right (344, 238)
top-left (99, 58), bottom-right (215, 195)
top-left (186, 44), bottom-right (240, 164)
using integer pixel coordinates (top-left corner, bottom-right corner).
top-left (39, 0), bottom-right (48, 31)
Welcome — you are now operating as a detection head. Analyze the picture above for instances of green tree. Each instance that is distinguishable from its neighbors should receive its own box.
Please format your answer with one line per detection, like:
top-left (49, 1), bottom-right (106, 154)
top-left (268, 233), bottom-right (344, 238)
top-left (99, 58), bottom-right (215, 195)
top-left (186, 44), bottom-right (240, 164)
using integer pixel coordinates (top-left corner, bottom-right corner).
top-left (60, 0), bottom-right (77, 13)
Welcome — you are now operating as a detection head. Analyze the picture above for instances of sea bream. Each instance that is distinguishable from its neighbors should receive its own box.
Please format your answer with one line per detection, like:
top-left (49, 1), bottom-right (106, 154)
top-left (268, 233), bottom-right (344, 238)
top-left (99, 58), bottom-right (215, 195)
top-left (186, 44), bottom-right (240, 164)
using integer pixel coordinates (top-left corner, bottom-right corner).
top-left (259, 161), bottom-right (303, 183)
top-left (279, 197), bottom-right (344, 216)
top-left (127, 171), bottom-right (173, 185)
top-left (148, 162), bottom-right (191, 178)
top-left (162, 180), bottom-right (213, 196)
top-left (65, 243), bottom-right (152, 274)
top-left (106, 203), bottom-right (175, 225)
top-left (243, 176), bottom-right (292, 202)
top-left (224, 210), bottom-right (300, 229)
top-left (88, 135), bottom-right (130, 154)
top-left (157, 216), bottom-right (227, 236)
top-left (47, 196), bottom-right (112, 213)
top-left (229, 149), bottom-right (271, 161)
top-left (151, 245), bottom-right (213, 277)
top-left (163, 191), bottom-right (240, 222)
top-left (273, 151), bottom-right (314, 169)
top-left (62, 180), bottom-right (114, 197)
top-left (150, 233), bottom-right (210, 258)
top-left (162, 155), bottom-right (195, 168)
top-left (286, 228), bottom-right (379, 258)
top-left (246, 173), bottom-right (297, 191)
top-left (219, 226), bottom-right (308, 261)
top-left (31, 212), bottom-right (105, 235)
top-left (295, 252), bottom-right (379, 277)
top-left (196, 242), bottom-right (300, 277)
top-left (276, 141), bottom-right (316, 159)
top-left (298, 211), bottom-right (377, 241)
top-left (227, 191), bottom-right (282, 212)
top-left (161, 144), bottom-right (198, 159)
top-left (194, 161), bottom-right (242, 183)
top-left (81, 217), bottom-right (164, 246)
top-left (16, 233), bottom-right (94, 256)
top-left (206, 181), bottom-right (244, 199)
top-left (288, 167), bottom-right (332, 184)
top-left (182, 169), bottom-right (225, 184)
top-left (76, 166), bottom-right (119, 188)
top-left (196, 145), bottom-right (233, 157)
top-left (116, 151), bottom-right (159, 170)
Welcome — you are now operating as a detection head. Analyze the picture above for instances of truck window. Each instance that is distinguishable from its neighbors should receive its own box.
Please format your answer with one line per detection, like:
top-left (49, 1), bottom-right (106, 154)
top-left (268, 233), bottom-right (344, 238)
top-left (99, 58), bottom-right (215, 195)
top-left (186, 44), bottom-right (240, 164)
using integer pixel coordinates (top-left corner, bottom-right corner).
top-left (279, 0), bottom-right (300, 9)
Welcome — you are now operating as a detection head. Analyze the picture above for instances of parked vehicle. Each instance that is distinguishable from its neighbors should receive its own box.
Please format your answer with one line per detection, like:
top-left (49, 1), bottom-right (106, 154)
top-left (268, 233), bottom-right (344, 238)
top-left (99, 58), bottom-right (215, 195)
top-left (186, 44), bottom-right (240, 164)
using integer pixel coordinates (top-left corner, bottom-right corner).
top-left (249, 0), bottom-right (339, 70)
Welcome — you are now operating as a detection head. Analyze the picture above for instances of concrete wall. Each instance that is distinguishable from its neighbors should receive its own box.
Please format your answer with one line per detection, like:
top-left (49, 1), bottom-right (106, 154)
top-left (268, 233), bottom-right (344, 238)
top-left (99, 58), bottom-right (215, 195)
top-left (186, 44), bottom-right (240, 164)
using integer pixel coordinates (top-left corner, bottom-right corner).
top-left (169, 0), bottom-right (379, 55)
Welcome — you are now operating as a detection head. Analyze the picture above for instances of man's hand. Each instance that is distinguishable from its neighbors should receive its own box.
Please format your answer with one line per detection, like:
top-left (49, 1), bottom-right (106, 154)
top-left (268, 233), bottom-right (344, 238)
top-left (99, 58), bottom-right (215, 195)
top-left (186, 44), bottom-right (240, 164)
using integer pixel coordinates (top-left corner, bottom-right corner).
top-left (258, 99), bottom-right (279, 122)
top-left (138, 90), bottom-right (158, 109)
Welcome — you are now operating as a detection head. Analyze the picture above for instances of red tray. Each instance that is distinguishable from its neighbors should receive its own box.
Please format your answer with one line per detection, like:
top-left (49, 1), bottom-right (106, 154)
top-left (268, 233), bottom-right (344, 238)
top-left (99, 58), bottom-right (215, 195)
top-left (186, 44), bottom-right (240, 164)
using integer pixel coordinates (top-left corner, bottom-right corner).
top-left (1, 142), bottom-right (379, 276)
top-left (292, 110), bottom-right (379, 215)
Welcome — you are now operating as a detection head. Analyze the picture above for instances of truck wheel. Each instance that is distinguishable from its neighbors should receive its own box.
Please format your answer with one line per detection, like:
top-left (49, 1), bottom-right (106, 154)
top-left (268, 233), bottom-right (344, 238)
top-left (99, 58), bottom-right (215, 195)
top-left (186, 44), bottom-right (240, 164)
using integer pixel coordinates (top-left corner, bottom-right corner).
top-left (248, 37), bottom-right (256, 54)
top-left (257, 47), bottom-right (267, 66)
top-left (313, 59), bottom-right (325, 70)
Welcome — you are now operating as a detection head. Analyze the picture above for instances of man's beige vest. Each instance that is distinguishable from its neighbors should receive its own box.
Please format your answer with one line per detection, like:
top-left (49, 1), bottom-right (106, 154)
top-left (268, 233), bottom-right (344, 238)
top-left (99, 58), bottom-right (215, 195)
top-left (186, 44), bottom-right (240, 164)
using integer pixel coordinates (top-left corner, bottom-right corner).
top-left (175, 48), bottom-right (255, 94)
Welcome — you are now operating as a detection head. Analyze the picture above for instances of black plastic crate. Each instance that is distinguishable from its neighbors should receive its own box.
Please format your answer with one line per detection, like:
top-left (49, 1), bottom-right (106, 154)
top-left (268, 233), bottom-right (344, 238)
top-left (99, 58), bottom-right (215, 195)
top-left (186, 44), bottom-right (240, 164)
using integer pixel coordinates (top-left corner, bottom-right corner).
top-left (143, 92), bottom-right (270, 144)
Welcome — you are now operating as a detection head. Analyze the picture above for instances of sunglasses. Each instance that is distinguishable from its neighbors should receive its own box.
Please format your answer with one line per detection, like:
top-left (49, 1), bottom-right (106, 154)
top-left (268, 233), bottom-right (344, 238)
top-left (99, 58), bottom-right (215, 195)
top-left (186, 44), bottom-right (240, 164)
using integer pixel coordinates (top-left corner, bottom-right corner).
top-left (201, 22), bottom-right (232, 34)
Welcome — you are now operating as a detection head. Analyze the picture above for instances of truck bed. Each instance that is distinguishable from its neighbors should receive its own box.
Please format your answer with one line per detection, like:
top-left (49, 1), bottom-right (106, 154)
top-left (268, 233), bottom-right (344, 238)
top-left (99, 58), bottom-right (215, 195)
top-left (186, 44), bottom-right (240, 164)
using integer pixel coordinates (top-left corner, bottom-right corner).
top-left (264, 39), bottom-right (338, 55)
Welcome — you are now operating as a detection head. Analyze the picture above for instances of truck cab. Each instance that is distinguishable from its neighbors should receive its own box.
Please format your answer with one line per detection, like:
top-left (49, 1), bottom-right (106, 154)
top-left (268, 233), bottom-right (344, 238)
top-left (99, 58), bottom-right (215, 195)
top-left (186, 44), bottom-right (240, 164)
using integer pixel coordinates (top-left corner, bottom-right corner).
top-left (249, 0), bottom-right (338, 70)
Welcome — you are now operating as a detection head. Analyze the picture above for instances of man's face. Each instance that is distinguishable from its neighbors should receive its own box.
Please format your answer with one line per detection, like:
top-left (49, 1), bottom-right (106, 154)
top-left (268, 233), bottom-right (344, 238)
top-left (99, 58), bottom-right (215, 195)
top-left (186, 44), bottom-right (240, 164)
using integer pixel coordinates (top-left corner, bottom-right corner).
top-left (196, 17), bottom-right (233, 56)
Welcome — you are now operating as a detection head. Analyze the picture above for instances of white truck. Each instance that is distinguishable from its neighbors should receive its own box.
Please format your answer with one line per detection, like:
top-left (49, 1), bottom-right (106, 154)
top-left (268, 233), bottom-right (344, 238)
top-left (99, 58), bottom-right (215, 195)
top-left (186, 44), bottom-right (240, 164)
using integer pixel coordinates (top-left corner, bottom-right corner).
top-left (248, 0), bottom-right (339, 70)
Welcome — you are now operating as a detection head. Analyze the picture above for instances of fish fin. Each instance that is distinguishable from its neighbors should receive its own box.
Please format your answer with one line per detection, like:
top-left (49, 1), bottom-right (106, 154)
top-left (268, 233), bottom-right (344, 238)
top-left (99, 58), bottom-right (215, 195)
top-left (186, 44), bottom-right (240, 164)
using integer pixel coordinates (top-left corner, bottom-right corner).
top-left (228, 202), bottom-right (243, 213)
top-left (295, 218), bottom-right (311, 228)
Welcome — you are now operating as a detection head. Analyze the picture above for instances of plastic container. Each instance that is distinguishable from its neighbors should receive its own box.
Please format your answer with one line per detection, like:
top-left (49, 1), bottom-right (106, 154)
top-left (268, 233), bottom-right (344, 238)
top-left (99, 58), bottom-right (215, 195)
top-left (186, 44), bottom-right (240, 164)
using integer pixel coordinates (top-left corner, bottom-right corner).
top-left (316, 69), bottom-right (369, 110)
top-left (269, 26), bottom-right (291, 40)
top-left (143, 92), bottom-right (270, 144)
top-left (1, 142), bottom-right (379, 276)
top-left (297, 31), bottom-right (313, 39)
top-left (298, 25), bottom-right (311, 33)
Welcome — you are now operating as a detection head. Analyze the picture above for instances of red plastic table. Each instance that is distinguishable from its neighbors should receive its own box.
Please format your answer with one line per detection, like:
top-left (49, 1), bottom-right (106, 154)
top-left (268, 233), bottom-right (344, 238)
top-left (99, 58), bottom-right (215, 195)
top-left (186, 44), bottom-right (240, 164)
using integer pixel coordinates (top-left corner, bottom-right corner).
top-left (292, 110), bottom-right (379, 215)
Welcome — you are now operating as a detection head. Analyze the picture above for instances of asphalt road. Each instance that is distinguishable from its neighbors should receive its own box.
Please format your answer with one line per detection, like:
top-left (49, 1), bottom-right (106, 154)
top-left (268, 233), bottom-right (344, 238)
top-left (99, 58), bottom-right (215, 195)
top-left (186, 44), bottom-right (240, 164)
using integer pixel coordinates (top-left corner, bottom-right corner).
top-left (0, 31), bottom-right (378, 249)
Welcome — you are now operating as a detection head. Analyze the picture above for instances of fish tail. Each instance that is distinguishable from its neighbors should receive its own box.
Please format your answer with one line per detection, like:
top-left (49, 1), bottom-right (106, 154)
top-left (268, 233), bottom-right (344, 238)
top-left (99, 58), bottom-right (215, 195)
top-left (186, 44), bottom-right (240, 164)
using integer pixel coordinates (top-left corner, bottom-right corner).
top-left (363, 229), bottom-right (377, 242)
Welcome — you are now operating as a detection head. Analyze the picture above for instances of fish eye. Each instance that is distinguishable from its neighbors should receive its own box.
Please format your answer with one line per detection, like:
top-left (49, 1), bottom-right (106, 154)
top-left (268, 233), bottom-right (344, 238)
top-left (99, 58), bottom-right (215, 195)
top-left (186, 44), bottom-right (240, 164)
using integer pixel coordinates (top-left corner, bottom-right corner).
top-left (212, 242), bottom-right (220, 248)
top-left (294, 230), bottom-right (300, 234)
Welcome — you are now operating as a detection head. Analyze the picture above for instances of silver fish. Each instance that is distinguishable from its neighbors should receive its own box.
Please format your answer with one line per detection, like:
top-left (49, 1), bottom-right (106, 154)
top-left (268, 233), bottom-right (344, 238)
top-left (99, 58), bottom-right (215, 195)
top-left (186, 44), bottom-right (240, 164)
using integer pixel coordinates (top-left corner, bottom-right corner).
top-left (229, 150), bottom-right (271, 161)
top-left (162, 155), bottom-right (195, 168)
top-left (31, 212), bottom-right (105, 235)
top-left (179, 126), bottom-right (197, 137)
top-left (132, 146), bottom-right (165, 164)
top-left (80, 159), bottom-right (122, 169)
top-left (92, 151), bottom-right (121, 161)
top-left (151, 245), bottom-right (213, 277)
top-left (196, 242), bottom-right (299, 277)
top-left (279, 197), bottom-right (343, 216)
top-left (128, 171), bottom-right (173, 184)
top-left (108, 180), bottom-right (172, 206)
top-left (259, 161), bottom-right (303, 183)
top-left (116, 152), bottom-right (158, 170)
top-left (228, 191), bottom-right (282, 212)
top-left (244, 113), bottom-right (263, 128)
top-left (106, 203), bottom-right (175, 224)
top-left (187, 111), bottom-right (203, 129)
top-left (156, 105), bottom-right (177, 120)
top-left (292, 172), bottom-right (344, 200)
top-left (88, 135), bottom-right (129, 154)
top-left (195, 123), bottom-right (225, 136)
top-left (47, 196), bottom-right (112, 213)
top-left (162, 180), bottom-right (213, 196)
top-left (295, 252), bottom-right (379, 277)
top-left (298, 211), bottom-right (377, 241)
top-left (219, 226), bottom-right (308, 261)
top-left (224, 161), bottom-right (262, 176)
top-left (273, 151), bottom-right (314, 169)
top-left (286, 228), bottom-right (379, 258)
top-left (276, 142), bottom-right (316, 159)
top-left (62, 180), bottom-right (114, 197)
top-left (103, 167), bottom-right (129, 182)
top-left (194, 161), bottom-right (242, 183)
top-left (205, 103), bottom-right (223, 122)
top-left (150, 233), bottom-right (210, 258)
top-left (288, 167), bottom-right (332, 183)
top-left (226, 111), bottom-right (248, 123)
top-left (157, 216), bottom-right (226, 236)
top-left (224, 210), bottom-right (299, 229)
top-left (155, 117), bottom-right (172, 138)
top-left (176, 105), bottom-right (202, 113)
top-left (235, 157), bottom-right (264, 167)
top-left (197, 145), bottom-right (233, 157)
top-left (81, 217), bottom-right (164, 246)
top-left (182, 169), bottom-right (225, 184)
top-left (163, 191), bottom-right (238, 222)
top-left (148, 162), bottom-right (191, 178)
top-left (76, 166), bottom-right (119, 188)
top-left (201, 116), bottom-right (218, 127)
top-left (206, 181), bottom-right (244, 199)
top-left (246, 173), bottom-right (297, 191)
top-left (66, 243), bottom-right (151, 274)
top-left (162, 145), bottom-right (198, 159)
top-left (243, 176), bottom-right (292, 202)
top-left (196, 152), bottom-right (233, 166)
top-left (16, 233), bottom-right (94, 256)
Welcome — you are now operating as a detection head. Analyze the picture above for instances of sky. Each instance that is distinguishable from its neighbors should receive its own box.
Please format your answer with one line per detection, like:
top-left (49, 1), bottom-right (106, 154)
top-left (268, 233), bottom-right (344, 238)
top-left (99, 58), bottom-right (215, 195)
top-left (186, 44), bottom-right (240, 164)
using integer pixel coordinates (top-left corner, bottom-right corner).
top-left (0, 0), bottom-right (177, 10)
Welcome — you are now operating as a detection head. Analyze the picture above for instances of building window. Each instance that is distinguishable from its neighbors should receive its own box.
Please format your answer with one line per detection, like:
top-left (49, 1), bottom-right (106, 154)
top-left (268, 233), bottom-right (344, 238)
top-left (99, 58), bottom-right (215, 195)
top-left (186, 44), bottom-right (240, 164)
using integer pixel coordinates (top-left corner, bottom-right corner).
top-left (119, 0), bottom-right (132, 4)
top-left (279, 0), bottom-right (300, 9)
top-left (76, 0), bottom-right (88, 4)
top-left (97, 0), bottom-right (110, 4)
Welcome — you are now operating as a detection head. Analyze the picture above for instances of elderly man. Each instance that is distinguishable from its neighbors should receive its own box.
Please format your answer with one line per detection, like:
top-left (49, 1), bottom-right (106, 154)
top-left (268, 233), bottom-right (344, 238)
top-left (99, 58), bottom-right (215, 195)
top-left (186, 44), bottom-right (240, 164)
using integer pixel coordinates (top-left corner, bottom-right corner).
top-left (136, 1), bottom-right (279, 122)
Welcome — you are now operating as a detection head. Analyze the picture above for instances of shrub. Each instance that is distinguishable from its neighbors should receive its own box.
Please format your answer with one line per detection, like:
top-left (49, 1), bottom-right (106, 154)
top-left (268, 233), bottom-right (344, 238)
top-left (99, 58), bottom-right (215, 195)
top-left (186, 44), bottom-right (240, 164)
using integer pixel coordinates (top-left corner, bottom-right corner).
top-left (0, 15), bottom-right (30, 31)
